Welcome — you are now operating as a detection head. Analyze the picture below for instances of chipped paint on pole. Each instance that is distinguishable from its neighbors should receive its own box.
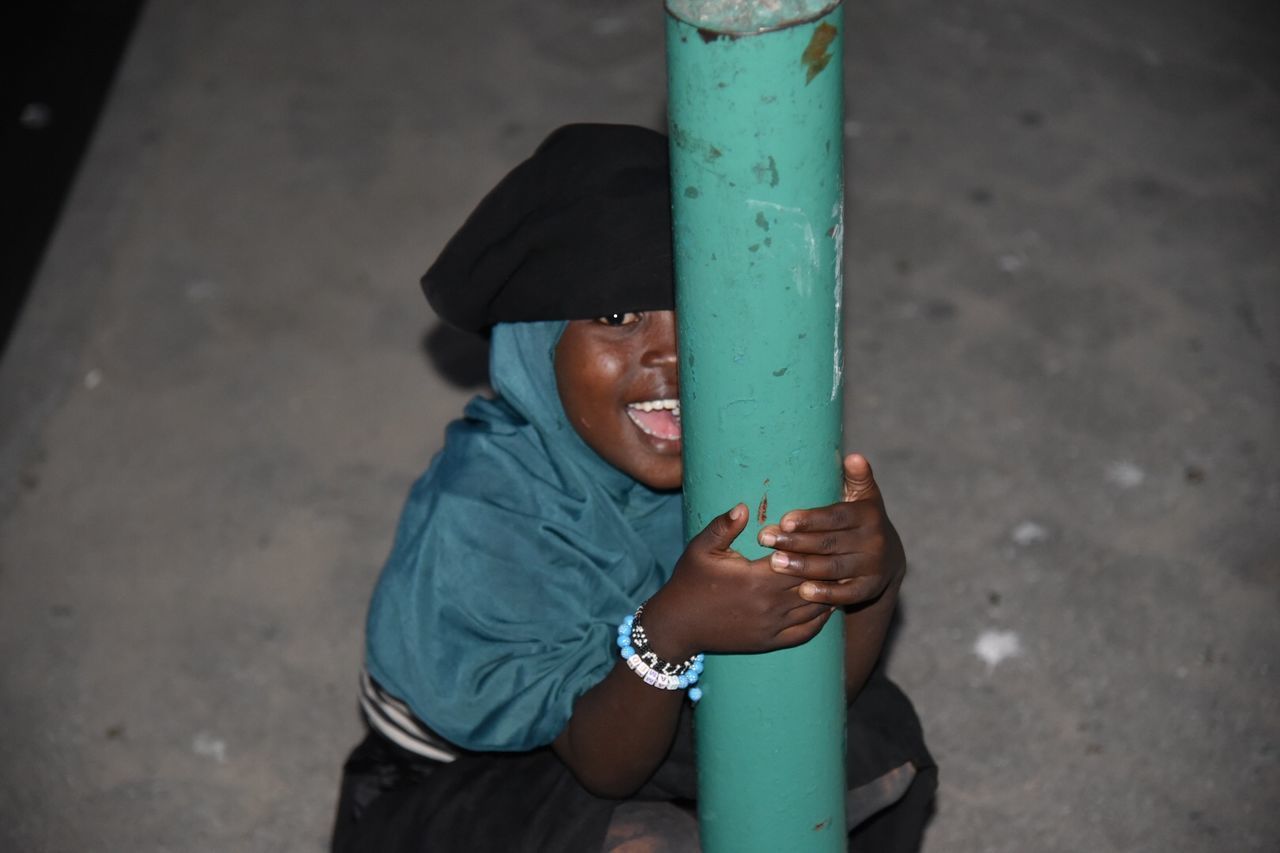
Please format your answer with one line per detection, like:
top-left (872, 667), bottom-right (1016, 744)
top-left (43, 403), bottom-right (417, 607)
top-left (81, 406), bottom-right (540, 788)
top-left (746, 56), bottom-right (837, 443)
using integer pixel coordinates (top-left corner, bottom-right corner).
top-left (666, 1), bottom-right (847, 850)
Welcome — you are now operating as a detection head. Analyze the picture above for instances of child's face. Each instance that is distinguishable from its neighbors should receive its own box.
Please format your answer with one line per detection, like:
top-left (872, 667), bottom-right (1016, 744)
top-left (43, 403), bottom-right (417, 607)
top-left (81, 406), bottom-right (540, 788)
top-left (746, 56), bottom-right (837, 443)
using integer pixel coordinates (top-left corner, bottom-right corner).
top-left (555, 310), bottom-right (682, 490)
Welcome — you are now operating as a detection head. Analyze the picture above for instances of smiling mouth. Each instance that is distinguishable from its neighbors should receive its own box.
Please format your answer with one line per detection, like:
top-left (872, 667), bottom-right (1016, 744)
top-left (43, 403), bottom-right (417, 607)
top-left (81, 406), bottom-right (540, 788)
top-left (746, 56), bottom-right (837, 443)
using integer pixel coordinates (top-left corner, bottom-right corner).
top-left (626, 398), bottom-right (682, 441)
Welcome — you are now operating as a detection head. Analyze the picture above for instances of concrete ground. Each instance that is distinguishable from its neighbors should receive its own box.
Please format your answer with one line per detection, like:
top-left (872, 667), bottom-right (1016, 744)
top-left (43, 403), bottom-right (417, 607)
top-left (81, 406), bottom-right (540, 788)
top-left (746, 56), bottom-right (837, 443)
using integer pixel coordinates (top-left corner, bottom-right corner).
top-left (1, 0), bottom-right (1276, 850)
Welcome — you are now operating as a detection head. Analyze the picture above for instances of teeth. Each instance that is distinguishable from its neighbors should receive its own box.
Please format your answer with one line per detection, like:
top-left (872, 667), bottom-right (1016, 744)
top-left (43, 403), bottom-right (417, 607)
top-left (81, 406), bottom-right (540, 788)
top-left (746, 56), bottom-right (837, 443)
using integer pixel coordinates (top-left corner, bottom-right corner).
top-left (629, 399), bottom-right (681, 417)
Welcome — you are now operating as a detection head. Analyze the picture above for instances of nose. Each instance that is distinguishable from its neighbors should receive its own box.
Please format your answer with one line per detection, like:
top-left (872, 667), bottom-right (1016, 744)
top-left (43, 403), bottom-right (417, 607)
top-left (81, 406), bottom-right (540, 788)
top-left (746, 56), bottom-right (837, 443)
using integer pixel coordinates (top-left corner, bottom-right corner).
top-left (640, 311), bottom-right (678, 369)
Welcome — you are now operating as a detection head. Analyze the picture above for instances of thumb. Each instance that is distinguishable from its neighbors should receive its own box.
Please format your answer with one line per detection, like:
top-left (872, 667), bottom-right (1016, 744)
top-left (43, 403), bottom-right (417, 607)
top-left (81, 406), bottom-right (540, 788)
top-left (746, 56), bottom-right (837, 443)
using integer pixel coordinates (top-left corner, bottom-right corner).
top-left (842, 453), bottom-right (882, 504)
top-left (696, 503), bottom-right (749, 553)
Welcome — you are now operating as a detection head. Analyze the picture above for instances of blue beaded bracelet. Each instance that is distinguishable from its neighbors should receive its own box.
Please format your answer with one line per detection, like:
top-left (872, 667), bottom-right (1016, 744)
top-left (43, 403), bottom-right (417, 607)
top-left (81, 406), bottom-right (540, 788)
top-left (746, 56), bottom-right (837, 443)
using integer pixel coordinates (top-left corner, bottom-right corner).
top-left (617, 608), bottom-right (705, 702)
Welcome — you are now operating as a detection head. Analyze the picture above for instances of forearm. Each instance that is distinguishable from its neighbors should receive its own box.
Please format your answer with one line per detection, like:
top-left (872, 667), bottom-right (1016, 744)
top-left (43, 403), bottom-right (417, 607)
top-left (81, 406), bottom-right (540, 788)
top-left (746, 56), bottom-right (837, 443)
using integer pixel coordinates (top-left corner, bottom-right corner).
top-left (842, 579), bottom-right (900, 701)
top-left (842, 536), bottom-right (906, 702)
top-left (552, 660), bottom-right (686, 798)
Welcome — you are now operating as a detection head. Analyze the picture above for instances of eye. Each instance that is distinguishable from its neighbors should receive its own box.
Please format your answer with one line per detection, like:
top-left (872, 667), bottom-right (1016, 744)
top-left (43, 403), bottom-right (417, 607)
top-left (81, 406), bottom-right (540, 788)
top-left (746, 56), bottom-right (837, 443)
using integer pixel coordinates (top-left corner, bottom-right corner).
top-left (597, 312), bottom-right (642, 327)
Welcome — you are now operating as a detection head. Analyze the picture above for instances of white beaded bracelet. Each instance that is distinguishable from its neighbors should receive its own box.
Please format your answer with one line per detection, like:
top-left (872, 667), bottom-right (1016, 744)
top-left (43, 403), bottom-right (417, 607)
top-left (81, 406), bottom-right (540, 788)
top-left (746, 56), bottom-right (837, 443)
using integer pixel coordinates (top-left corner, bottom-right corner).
top-left (616, 607), bottom-right (705, 701)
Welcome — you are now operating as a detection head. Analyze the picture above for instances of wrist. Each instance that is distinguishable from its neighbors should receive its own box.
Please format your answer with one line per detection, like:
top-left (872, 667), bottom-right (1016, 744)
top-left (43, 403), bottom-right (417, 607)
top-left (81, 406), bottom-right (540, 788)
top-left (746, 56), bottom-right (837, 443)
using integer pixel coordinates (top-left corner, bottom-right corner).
top-left (633, 589), bottom-right (700, 662)
top-left (615, 602), bottom-right (706, 699)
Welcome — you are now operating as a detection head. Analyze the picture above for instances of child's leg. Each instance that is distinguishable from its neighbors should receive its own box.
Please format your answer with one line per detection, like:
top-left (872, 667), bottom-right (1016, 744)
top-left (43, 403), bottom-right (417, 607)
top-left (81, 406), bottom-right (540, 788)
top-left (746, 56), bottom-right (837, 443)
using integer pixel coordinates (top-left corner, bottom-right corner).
top-left (603, 802), bottom-right (700, 853)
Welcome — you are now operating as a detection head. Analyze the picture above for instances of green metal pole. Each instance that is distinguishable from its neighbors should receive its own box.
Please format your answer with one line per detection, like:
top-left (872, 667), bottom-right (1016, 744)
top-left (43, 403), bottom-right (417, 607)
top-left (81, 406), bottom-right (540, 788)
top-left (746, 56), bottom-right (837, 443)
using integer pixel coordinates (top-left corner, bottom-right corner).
top-left (666, 1), bottom-right (847, 850)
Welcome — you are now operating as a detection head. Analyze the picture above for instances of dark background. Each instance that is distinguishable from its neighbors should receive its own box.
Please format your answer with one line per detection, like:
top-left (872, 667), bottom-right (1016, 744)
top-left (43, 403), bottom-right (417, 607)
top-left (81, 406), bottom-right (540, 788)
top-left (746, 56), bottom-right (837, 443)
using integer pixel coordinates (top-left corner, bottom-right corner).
top-left (3, 1), bottom-right (145, 353)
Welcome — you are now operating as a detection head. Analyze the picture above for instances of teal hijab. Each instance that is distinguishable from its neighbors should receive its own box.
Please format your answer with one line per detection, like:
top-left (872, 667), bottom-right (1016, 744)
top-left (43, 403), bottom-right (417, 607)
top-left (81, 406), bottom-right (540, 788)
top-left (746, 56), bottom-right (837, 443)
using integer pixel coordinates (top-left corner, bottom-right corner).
top-left (365, 321), bottom-right (684, 751)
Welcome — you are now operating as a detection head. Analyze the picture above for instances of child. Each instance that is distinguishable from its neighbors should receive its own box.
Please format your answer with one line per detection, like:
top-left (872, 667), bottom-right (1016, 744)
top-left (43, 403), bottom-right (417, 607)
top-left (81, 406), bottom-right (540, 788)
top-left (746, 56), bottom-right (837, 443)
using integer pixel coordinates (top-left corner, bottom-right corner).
top-left (332, 124), bottom-right (935, 852)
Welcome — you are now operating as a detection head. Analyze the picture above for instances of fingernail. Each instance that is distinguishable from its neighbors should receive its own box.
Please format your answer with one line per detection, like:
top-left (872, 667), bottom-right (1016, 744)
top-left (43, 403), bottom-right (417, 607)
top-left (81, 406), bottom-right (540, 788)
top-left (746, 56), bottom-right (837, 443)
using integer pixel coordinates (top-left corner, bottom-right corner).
top-left (759, 530), bottom-right (778, 547)
top-left (781, 517), bottom-right (797, 533)
top-left (730, 505), bottom-right (745, 521)
top-left (800, 582), bottom-right (821, 599)
top-left (770, 552), bottom-right (789, 570)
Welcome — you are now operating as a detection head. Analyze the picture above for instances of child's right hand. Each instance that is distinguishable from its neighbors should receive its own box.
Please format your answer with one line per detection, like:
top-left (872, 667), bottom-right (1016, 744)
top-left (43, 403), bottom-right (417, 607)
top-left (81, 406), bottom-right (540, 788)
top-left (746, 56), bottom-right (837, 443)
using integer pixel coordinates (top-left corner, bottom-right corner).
top-left (641, 504), bottom-right (835, 660)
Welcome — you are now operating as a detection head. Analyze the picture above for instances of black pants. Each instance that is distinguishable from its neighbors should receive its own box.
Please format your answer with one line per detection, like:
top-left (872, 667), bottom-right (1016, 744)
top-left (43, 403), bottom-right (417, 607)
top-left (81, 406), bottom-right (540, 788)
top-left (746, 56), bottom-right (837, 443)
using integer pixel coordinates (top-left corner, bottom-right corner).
top-left (332, 670), bottom-right (935, 852)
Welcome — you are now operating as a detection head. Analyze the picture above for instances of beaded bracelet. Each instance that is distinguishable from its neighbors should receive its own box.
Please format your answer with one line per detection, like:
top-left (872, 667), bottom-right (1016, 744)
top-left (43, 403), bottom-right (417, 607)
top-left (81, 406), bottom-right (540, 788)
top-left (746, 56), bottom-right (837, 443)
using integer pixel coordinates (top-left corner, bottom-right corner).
top-left (616, 605), bottom-right (705, 702)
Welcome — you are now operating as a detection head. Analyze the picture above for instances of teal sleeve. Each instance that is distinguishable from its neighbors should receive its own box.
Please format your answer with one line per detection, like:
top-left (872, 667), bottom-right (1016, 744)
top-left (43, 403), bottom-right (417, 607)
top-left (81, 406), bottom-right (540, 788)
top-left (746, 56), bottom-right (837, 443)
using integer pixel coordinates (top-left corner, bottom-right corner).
top-left (365, 487), bottom-right (645, 752)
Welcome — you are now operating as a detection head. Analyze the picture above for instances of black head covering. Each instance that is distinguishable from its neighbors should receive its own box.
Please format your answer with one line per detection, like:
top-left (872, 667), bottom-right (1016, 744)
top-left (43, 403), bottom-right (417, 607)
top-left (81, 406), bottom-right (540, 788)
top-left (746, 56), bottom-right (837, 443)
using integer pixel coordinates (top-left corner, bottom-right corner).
top-left (422, 124), bottom-right (674, 333)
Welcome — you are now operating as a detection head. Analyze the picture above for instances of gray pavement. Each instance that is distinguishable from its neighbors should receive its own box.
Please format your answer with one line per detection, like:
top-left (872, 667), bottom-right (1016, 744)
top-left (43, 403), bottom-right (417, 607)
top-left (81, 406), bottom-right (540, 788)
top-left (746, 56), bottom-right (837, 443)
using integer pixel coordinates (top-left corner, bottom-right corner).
top-left (1, 1), bottom-right (1276, 850)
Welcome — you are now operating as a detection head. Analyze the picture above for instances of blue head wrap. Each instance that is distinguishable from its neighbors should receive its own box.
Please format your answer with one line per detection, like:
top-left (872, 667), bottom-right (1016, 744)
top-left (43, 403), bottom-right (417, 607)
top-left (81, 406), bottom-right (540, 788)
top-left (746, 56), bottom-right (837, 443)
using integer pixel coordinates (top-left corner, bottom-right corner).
top-left (365, 321), bottom-right (683, 750)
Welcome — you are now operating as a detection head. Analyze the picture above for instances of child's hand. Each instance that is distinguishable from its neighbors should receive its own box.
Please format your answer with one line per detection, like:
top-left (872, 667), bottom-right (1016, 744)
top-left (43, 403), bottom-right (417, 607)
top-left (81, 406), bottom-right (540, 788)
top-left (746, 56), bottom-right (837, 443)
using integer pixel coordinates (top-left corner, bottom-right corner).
top-left (642, 504), bottom-right (835, 659)
top-left (759, 454), bottom-right (905, 607)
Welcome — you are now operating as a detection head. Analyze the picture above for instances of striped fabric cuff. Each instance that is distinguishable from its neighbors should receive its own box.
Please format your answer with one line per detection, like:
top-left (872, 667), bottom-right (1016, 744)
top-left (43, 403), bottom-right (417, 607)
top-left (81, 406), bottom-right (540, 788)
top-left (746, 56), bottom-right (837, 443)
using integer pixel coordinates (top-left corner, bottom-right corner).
top-left (358, 668), bottom-right (459, 763)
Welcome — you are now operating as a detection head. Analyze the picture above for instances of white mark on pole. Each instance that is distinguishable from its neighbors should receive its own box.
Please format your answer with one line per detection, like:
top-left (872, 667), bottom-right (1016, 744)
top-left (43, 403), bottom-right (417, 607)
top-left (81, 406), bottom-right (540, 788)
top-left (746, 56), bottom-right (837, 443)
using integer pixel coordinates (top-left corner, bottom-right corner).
top-left (830, 198), bottom-right (844, 401)
top-left (804, 221), bottom-right (818, 274)
top-left (746, 198), bottom-right (803, 217)
top-left (973, 629), bottom-right (1022, 671)
top-left (748, 199), bottom-right (817, 296)
top-left (748, 196), bottom-right (840, 396)
top-left (668, 0), bottom-right (813, 31)
top-left (790, 266), bottom-right (810, 298)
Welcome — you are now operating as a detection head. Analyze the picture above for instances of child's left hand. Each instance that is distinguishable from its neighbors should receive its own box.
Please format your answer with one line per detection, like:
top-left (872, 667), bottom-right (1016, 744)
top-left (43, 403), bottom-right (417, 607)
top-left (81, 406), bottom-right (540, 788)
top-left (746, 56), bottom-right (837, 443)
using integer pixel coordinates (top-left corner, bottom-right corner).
top-left (759, 453), bottom-right (905, 607)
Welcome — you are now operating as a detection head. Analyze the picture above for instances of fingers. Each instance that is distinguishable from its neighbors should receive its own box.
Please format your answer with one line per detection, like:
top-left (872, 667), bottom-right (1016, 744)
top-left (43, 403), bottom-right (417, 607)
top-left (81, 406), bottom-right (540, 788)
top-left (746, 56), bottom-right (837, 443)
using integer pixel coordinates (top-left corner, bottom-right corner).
top-left (768, 469), bottom-right (885, 538)
top-left (761, 507), bottom-right (885, 557)
top-left (752, 455), bottom-right (885, 542)
top-left (767, 501), bottom-right (860, 539)
top-left (796, 574), bottom-right (889, 607)
top-left (695, 503), bottom-right (749, 553)
top-left (784, 599), bottom-right (834, 623)
top-left (772, 606), bottom-right (836, 649)
top-left (770, 550), bottom-right (881, 581)
top-left (769, 548), bottom-right (893, 606)
top-left (841, 453), bottom-right (881, 504)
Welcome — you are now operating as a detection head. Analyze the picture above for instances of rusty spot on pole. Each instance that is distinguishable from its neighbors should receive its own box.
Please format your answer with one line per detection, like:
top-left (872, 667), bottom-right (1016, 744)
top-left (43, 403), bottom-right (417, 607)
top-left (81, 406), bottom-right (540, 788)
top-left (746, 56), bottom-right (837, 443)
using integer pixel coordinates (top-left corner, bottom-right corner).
top-left (802, 22), bottom-right (838, 84)
top-left (757, 492), bottom-right (768, 523)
